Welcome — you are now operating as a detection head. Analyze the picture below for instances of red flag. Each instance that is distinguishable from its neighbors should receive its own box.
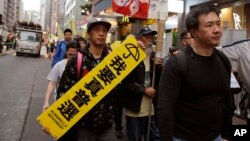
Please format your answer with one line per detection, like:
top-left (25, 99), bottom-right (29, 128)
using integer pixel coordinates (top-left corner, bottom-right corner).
top-left (112, 0), bottom-right (150, 19)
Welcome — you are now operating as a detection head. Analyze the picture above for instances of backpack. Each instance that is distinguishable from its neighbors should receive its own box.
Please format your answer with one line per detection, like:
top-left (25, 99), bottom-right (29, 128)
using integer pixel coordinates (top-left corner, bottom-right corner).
top-left (77, 52), bottom-right (82, 78)
top-left (76, 52), bottom-right (89, 79)
top-left (76, 46), bottom-right (112, 78)
top-left (51, 41), bottom-right (67, 67)
top-left (175, 48), bottom-right (231, 80)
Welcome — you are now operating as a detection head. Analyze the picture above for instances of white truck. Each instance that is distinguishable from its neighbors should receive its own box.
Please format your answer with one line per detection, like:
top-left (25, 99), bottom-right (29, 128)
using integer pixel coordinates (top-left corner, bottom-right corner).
top-left (15, 25), bottom-right (42, 57)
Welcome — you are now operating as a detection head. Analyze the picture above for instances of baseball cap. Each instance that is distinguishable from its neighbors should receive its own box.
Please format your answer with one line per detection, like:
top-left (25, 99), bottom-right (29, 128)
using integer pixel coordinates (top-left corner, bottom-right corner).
top-left (87, 18), bottom-right (111, 32)
top-left (137, 27), bottom-right (157, 36)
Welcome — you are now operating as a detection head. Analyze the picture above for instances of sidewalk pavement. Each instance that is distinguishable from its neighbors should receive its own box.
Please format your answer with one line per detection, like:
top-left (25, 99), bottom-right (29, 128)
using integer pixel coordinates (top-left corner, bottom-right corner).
top-left (0, 48), bottom-right (16, 56)
top-left (0, 46), bottom-right (50, 58)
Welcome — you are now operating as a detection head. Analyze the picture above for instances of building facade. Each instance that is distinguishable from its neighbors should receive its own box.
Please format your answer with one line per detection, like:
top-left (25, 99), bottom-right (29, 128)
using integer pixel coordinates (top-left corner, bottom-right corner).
top-left (0, 0), bottom-right (21, 32)
top-left (23, 10), bottom-right (40, 24)
top-left (57, 0), bottom-right (65, 32)
top-left (44, 0), bottom-right (52, 34)
top-left (50, 0), bottom-right (59, 34)
top-left (40, 0), bottom-right (46, 32)
top-left (19, 1), bottom-right (24, 21)
top-left (64, 0), bottom-right (87, 35)
top-left (6, 0), bottom-right (16, 31)
top-left (14, 0), bottom-right (20, 24)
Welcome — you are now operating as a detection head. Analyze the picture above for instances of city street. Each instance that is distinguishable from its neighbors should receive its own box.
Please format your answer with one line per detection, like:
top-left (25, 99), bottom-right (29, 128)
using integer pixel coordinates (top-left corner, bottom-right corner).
top-left (0, 47), bottom-right (126, 141)
top-left (0, 46), bottom-right (247, 141)
top-left (0, 0), bottom-right (249, 141)
top-left (0, 47), bottom-right (53, 141)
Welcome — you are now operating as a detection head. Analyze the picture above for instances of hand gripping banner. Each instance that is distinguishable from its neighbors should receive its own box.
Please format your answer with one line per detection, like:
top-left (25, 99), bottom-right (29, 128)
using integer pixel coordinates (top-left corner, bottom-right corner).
top-left (37, 35), bottom-right (146, 139)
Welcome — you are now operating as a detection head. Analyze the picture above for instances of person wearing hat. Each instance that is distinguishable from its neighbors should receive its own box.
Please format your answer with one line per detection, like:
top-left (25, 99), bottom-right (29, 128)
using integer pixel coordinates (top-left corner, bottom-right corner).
top-left (120, 27), bottom-right (161, 141)
top-left (43, 17), bottom-right (148, 141)
top-left (40, 18), bottom-right (113, 141)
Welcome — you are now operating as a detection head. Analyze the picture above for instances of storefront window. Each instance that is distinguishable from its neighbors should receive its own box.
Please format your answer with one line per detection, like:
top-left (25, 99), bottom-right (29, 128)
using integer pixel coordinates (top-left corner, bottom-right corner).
top-left (220, 4), bottom-right (246, 30)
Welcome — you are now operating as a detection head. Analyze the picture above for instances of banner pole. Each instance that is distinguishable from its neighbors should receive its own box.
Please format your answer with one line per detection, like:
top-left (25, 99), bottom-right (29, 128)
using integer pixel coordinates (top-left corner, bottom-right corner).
top-left (146, 11), bottom-right (167, 140)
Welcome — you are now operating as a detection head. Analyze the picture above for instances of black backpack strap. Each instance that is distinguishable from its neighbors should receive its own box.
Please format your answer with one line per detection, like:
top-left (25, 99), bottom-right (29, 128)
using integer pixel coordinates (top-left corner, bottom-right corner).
top-left (175, 50), bottom-right (187, 80)
top-left (174, 49), bottom-right (231, 84)
top-left (214, 49), bottom-right (231, 76)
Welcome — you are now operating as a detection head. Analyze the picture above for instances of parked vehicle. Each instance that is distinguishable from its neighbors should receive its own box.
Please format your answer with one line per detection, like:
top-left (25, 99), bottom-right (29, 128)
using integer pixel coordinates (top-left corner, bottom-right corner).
top-left (15, 22), bottom-right (42, 57)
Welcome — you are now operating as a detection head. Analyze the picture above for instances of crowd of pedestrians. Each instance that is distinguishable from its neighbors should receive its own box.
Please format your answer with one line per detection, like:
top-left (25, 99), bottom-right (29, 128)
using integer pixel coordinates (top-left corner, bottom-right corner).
top-left (41, 4), bottom-right (249, 141)
top-left (0, 33), bottom-right (17, 53)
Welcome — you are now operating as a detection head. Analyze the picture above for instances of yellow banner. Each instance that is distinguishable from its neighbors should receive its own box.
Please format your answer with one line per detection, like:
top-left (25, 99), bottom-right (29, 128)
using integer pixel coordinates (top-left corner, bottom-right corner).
top-left (37, 35), bottom-right (146, 139)
top-left (110, 40), bottom-right (121, 50)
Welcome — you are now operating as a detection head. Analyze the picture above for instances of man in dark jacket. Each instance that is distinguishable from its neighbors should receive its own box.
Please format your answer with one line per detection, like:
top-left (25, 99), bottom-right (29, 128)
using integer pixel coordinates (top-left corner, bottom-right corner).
top-left (120, 27), bottom-right (159, 141)
top-left (56, 18), bottom-right (114, 141)
top-left (158, 5), bottom-right (233, 141)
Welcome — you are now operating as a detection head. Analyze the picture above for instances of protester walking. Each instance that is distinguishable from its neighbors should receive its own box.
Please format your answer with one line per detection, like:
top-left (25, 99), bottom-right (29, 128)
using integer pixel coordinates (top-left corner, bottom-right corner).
top-left (42, 17), bottom-right (147, 141)
top-left (158, 5), bottom-right (233, 141)
top-left (42, 41), bottom-right (79, 112)
top-left (53, 18), bottom-right (115, 141)
top-left (51, 28), bottom-right (72, 67)
top-left (120, 27), bottom-right (160, 141)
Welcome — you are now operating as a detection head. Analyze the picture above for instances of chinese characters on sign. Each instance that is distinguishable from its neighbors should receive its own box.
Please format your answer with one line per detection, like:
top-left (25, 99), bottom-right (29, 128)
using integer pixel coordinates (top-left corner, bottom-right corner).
top-left (73, 89), bottom-right (90, 107)
top-left (57, 100), bottom-right (79, 121)
top-left (37, 35), bottom-right (146, 140)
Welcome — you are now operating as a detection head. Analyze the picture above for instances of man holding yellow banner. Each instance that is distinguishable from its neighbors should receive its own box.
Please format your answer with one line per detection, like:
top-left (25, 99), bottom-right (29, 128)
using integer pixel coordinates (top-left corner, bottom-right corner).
top-left (55, 18), bottom-right (113, 141)
top-left (40, 18), bottom-right (147, 141)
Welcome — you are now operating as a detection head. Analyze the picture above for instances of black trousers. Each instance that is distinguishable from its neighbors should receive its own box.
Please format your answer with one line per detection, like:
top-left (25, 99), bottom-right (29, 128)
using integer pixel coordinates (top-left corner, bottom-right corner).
top-left (113, 92), bottom-right (123, 131)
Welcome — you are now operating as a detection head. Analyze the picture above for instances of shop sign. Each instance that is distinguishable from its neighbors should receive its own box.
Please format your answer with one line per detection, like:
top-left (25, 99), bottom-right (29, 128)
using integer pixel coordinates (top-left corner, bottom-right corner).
top-left (142, 19), bottom-right (158, 25)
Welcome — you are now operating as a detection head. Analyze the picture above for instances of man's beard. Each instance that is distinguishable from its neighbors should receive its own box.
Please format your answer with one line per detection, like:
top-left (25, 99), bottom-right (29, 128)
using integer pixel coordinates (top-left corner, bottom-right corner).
top-left (145, 46), bottom-right (153, 55)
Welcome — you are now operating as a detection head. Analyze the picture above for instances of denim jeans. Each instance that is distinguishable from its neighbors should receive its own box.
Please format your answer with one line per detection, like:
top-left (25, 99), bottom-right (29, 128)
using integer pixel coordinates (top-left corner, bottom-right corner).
top-left (126, 116), bottom-right (149, 141)
top-left (150, 116), bottom-right (160, 141)
top-left (173, 135), bottom-right (222, 141)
